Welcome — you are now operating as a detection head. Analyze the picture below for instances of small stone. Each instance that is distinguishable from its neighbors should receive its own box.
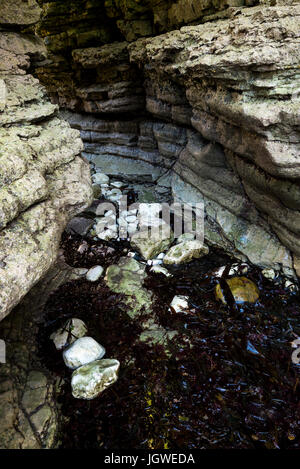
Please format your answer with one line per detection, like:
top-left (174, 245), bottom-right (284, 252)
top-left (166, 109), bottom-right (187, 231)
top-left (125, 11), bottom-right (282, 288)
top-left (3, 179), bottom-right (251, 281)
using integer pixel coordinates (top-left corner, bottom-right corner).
top-left (95, 218), bottom-right (116, 234)
top-left (285, 280), bottom-right (299, 292)
top-left (105, 210), bottom-right (114, 218)
top-left (127, 251), bottom-right (137, 258)
top-left (164, 240), bottom-right (209, 265)
top-left (150, 265), bottom-right (173, 277)
top-left (86, 265), bottom-right (104, 282)
top-left (111, 181), bottom-right (124, 188)
top-left (74, 267), bottom-right (88, 276)
top-left (212, 266), bottom-right (226, 278)
top-left (127, 223), bottom-right (139, 235)
top-left (215, 277), bottom-right (260, 305)
top-left (63, 337), bottom-right (105, 370)
top-left (176, 233), bottom-right (195, 244)
top-left (50, 318), bottom-right (88, 350)
top-left (138, 203), bottom-right (164, 228)
top-left (92, 173), bottom-right (109, 185)
top-left (262, 268), bottom-right (276, 280)
top-left (126, 215), bottom-right (137, 223)
top-left (170, 296), bottom-right (189, 313)
top-left (229, 263), bottom-right (249, 275)
top-left (71, 359), bottom-right (120, 400)
top-left (128, 209), bottom-right (138, 215)
top-left (106, 188), bottom-right (122, 203)
top-left (97, 228), bottom-right (118, 241)
top-left (147, 259), bottom-right (162, 266)
top-left (157, 253), bottom-right (165, 260)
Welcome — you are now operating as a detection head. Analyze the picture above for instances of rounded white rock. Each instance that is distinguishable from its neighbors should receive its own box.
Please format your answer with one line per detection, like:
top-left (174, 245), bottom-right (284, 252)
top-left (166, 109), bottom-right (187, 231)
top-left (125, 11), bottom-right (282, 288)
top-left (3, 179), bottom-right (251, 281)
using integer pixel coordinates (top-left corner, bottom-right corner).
top-left (262, 268), bottom-right (276, 280)
top-left (50, 318), bottom-right (88, 351)
top-left (111, 181), bottom-right (124, 188)
top-left (92, 173), bottom-right (109, 185)
top-left (63, 337), bottom-right (106, 370)
top-left (157, 253), bottom-right (165, 260)
top-left (86, 265), bottom-right (104, 282)
top-left (170, 295), bottom-right (189, 313)
top-left (71, 359), bottom-right (120, 400)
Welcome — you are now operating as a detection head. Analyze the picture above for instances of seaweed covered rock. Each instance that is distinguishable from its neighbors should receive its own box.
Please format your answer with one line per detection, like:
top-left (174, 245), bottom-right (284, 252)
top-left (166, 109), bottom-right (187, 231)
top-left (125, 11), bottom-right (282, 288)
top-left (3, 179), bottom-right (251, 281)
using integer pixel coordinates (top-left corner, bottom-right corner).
top-left (105, 257), bottom-right (153, 318)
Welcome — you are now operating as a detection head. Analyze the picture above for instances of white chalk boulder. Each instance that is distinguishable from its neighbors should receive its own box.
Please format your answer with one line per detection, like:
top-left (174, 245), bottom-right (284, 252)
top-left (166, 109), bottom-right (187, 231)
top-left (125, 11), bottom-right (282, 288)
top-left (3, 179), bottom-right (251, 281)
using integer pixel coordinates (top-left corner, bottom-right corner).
top-left (63, 337), bottom-right (105, 370)
top-left (71, 359), bottom-right (120, 400)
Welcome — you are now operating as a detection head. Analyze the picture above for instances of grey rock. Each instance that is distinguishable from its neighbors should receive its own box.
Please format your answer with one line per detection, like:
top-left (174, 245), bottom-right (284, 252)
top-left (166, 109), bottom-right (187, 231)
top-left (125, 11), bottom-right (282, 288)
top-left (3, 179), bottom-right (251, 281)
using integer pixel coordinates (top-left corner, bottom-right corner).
top-left (66, 217), bottom-right (94, 236)
top-left (131, 224), bottom-right (174, 260)
top-left (63, 337), bottom-right (106, 370)
top-left (71, 359), bottom-right (120, 400)
top-left (50, 318), bottom-right (88, 350)
top-left (164, 240), bottom-right (209, 265)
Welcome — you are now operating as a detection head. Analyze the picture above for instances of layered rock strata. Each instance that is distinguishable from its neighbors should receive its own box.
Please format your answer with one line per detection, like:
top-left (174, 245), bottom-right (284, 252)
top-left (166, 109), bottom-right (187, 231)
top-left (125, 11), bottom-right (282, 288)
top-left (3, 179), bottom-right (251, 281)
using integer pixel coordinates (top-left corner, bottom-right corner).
top-left (35, 1), bottom-right (300, 276)
top-left (0, 1), bottom-right (93, 321)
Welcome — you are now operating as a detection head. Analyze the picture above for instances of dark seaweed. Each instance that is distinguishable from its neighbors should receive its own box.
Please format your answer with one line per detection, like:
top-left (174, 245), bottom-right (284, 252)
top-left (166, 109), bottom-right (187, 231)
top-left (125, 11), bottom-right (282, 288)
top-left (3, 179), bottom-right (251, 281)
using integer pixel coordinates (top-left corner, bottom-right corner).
top-left (39, 234), bottom-right (300, 449)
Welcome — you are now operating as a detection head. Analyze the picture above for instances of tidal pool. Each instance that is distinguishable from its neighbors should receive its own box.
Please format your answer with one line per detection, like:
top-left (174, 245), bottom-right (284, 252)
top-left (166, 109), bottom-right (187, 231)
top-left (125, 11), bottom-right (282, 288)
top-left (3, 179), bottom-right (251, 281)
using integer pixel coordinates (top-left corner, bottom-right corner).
top-left (39, 233), bottom-right (300, 449)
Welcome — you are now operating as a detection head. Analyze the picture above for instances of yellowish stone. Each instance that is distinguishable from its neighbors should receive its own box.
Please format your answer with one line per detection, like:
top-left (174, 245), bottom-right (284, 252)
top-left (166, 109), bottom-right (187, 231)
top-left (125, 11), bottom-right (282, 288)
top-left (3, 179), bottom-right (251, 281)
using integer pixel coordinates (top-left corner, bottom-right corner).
top-left (215, 276), bottom-right (260, 305)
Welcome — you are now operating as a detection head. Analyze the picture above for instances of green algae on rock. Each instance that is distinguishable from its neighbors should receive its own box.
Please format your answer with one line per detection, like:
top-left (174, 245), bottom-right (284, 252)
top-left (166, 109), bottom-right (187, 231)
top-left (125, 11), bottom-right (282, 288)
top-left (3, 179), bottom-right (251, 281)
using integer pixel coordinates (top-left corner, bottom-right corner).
top-left (105, 257), bottom-right (153, 318)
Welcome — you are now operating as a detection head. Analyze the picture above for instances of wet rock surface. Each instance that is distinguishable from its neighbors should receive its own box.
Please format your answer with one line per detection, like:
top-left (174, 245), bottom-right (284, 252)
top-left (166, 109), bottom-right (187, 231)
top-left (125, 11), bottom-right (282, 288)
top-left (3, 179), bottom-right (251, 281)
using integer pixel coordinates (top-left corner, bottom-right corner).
top-left (50, 318), bottom-right (88, 351)
top-left (71, 359), bottom-right (120, 400)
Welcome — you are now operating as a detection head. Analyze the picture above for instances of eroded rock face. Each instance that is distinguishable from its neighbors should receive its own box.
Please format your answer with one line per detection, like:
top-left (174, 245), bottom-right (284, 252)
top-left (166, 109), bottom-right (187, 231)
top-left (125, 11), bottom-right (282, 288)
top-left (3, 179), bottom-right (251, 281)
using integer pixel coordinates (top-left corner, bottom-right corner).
top-left (0, 1), bottom-right (93, 321)
top-left (35, 1), bottom-right (300, 277)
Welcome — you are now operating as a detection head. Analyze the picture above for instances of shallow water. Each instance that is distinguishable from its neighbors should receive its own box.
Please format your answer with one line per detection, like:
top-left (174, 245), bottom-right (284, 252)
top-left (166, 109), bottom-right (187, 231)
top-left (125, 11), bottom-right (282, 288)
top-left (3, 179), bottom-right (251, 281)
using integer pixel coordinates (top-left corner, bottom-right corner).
top-left (39, 234), bottom-right (300, 449)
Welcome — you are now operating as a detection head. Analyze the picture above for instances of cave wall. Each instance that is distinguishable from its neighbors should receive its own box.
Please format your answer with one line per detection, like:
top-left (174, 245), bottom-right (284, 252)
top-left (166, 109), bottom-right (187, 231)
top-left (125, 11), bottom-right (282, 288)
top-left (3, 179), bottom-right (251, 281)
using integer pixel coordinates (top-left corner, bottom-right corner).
top-left (35, 0), bottom-right (300, 276)
top-left (0, 1), bottom-right (93, 322)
